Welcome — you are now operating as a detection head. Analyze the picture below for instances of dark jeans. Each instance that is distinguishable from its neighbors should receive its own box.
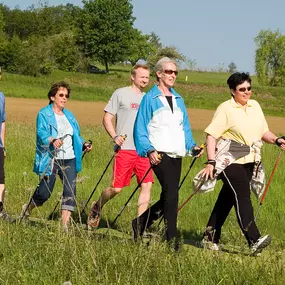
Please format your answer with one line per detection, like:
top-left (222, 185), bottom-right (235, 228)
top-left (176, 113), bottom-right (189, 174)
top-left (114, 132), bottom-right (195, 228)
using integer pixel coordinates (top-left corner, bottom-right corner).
top-left (32, 158), bottom-right (77, 212)
top-left (135, 154), bottom-right (182, 241)
top-left (204, 163), bottom-right (261, 246)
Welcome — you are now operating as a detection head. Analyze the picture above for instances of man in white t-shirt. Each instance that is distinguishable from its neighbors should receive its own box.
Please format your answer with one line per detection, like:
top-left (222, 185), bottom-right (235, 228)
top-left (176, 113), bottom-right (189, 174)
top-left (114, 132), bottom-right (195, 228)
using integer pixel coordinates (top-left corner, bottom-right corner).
top-left (87, 64), bottom-right (154, 228)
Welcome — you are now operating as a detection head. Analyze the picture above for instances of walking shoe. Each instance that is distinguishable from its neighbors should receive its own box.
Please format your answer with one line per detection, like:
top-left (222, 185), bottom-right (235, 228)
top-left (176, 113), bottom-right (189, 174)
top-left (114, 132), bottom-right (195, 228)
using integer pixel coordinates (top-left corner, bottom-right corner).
top-left (87, 201), bottom-right (101, 228)
top-left (201, 238), bottom-right (219, 251)
top-left (0, 209), bottom-right (15, 223)
top-left (250, 235), bottom-right (272, 256)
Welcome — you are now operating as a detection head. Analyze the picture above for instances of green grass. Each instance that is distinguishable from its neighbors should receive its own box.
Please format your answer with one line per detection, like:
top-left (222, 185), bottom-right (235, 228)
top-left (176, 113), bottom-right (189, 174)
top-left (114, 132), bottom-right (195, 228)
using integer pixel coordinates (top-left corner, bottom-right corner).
top-left (0, 122), bottom-right (285, 284)
top-left (1, 67), bottom-right (285, 116)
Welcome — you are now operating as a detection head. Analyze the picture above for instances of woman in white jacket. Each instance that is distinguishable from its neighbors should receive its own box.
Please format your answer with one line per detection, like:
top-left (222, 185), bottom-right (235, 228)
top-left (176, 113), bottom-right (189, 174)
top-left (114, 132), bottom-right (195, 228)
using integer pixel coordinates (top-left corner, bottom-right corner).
top-left (132, 57), bottom-right (203, 249)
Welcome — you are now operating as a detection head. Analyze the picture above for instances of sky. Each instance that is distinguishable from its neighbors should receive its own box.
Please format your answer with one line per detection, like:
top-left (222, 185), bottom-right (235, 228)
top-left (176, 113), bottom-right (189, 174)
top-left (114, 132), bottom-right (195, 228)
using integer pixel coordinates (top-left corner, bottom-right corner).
top-left (1, 0), bottom-right (285, 73)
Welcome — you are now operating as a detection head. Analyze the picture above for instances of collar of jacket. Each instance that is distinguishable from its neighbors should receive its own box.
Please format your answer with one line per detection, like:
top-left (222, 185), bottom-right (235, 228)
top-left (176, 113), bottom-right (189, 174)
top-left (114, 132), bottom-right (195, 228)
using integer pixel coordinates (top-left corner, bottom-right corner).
top-left (150, 84), bottom-right (182, 99)
top-left (45, 103), bottom-right (69, 116)
top-left (45, 104), bottom-right (71, 131)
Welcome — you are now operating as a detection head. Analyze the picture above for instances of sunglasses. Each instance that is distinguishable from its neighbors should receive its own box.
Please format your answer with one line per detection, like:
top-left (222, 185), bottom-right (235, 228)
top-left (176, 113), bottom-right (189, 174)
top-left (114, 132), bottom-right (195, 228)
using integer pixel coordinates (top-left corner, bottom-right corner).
top-left (58, 93), bottom-right (70, 99)
top-left (237, 87), bottom-right (252, 92)
top-left (163, 69), bottom-right (178, 75)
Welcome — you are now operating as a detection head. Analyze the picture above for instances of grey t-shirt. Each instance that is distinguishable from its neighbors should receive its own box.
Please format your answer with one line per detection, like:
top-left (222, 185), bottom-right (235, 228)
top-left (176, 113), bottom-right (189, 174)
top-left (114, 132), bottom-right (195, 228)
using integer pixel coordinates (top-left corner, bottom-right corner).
top-left (104, 86), bottom-right (144, 150)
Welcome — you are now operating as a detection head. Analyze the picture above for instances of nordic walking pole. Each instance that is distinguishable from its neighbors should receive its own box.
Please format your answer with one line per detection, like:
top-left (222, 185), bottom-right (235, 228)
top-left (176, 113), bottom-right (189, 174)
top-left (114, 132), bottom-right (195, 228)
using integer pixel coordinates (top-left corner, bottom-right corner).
top-left (20, 134), bottom-right (72, 222)
top-left (178, 144), bottom-right (205, 190)
top-left (47, 140), bottom-right (93, 220)
top-left (19, 134), bottom-right (71, 223)
top-left (19, 158), bottom-right (54, 223)
top-left (178, 177), bottom-right (206, 212)
top-left (254, 150), bottom-right (282, 222)
top-left (157, 144), bottom-right (204, 227)
top-left (79, 135), bottom-right (127, 218)
top-left (105, 154), bottom-right (162, 234)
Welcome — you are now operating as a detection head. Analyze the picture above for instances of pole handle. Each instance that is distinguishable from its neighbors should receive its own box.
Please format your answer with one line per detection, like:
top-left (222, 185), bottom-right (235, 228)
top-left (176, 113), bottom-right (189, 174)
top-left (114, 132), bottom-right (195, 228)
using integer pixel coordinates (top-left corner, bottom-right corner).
top-left (114, 134), bottom-right (127, 152)
top-left (260, 150), bottom-right (282, 205)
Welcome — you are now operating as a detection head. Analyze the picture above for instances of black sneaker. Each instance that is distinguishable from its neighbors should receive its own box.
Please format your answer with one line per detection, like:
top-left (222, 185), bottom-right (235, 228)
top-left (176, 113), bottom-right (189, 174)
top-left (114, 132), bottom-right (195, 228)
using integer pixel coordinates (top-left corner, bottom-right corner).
top-left (0, 209), bottom-right (15, 223)
top-left (250, 235), bottom-right (272, 256)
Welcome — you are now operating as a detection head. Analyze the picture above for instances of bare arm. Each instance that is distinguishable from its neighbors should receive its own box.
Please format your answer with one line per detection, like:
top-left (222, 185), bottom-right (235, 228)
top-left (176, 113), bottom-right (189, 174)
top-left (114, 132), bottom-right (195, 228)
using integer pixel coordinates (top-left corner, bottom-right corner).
top-left (262, 131), bottom-right (285, 149)
top-left (199, 134), bottom-right (217, 180)
top-left (103, 112), bottom-right (124, 146)
top-left (205, 134), bottom-right (216, 160)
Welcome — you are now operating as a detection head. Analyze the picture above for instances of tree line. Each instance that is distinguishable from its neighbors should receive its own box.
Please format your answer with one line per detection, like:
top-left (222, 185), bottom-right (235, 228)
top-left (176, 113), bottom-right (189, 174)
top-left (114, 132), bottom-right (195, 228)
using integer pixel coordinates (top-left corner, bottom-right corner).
top-left (0, 0), bottom-right (186, 76)
top-left (0, 1), bottom-right (284, 86)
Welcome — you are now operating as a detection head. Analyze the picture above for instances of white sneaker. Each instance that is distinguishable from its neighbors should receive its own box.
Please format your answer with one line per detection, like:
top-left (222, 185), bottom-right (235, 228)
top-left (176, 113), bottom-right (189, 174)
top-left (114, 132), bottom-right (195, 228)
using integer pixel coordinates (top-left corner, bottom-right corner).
top-left (201, 238), bottom-right (219, 251)
top-left (250, 235), bottom-right (272, 256)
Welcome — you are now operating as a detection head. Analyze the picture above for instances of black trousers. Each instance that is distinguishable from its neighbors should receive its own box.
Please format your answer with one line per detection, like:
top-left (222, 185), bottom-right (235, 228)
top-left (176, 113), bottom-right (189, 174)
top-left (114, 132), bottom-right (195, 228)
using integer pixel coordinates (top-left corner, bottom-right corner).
top-left (136, 154), bottom-right (182, 241)
top-left (204, 163), bottom-right (261, 246)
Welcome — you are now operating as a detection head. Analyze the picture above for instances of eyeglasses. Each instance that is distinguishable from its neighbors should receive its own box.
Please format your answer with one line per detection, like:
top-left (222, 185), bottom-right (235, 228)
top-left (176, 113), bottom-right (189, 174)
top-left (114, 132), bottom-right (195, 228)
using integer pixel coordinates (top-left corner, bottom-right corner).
top-left (58, 93), bottom-right (70, 99)
top-left (163, 69), bottom-right (178, 76)
top-left (237, 87), bottom-right (252, 92)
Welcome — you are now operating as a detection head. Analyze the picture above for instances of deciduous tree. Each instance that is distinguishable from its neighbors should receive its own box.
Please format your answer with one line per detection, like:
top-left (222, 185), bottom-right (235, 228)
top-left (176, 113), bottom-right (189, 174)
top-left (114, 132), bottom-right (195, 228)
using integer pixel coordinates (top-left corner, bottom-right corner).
top-left (128, 30), bottom-right (157, 66)
top-left (228, 62), bottom-right (237, 73)
top-left (255, 29), bottom-right (285, 86)
top-left (147, 45), bottom-right (185, 71)
top-left (78, 0), bottom-right (135, 73)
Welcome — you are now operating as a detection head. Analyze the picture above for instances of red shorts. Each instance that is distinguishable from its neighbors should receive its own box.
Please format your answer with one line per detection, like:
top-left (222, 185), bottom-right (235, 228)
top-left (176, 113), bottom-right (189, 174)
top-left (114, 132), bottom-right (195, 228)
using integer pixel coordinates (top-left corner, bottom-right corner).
top-left (112, 150), bottom-right (154, 188)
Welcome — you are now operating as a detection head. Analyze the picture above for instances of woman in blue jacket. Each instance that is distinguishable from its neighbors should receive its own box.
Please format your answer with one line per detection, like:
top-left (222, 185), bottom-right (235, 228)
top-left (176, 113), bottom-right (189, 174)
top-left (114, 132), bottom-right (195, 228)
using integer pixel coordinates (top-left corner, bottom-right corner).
top-left (132, 57), bottom-right (203, 249)
top-left (22, 81), bottom-right (92, 229)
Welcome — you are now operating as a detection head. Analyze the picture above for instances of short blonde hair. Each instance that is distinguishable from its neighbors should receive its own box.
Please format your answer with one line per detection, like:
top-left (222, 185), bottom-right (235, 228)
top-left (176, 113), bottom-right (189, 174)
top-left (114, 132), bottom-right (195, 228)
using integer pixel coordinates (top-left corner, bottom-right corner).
top-left (131, 64), bottom-right (150, 76)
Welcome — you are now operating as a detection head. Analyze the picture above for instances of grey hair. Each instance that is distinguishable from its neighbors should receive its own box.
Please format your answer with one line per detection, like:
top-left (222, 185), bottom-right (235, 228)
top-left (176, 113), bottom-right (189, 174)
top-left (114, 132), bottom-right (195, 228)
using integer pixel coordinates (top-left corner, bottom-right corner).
top-left (154, 57), bottom-right (177, 81)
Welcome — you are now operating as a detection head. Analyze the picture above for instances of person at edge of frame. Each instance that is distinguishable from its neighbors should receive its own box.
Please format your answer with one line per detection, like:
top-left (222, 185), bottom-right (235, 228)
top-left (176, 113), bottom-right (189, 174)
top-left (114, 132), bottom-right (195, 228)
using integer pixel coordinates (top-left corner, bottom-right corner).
top-left (21, 81), bottom-right (92, 230)
top-left (199, 72), bottom-right (285, 255)
top-left (87, 64), bottom-right (154, 228)
top-left (132, 57), bottom-right (203, 250)
top-left (0, 90), bottom-right (14, 223)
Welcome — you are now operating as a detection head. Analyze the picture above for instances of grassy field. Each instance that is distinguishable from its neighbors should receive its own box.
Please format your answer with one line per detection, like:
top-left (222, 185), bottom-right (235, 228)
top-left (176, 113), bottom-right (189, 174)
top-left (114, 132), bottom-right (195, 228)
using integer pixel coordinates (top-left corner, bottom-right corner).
top-left (0, 122), bottom-right (285, 284)
top-left (1, 67), bottom-right (285, 117)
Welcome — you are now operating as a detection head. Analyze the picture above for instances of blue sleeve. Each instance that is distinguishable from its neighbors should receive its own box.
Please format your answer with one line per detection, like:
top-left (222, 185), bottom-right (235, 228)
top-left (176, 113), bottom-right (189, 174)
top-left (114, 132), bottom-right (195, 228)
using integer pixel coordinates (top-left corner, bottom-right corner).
top-left (0, 92), bottom-right (5, 122)
top-left (2, 94), bottom-right (5, 122)
top-left (134, 94), bottom-right (155, 157)
top-left (36, 112), bottom-right (52, 146)
top-left (66, 110), bottom-right (85, 144)
top-left (74, 116), bottom-right (85, 144)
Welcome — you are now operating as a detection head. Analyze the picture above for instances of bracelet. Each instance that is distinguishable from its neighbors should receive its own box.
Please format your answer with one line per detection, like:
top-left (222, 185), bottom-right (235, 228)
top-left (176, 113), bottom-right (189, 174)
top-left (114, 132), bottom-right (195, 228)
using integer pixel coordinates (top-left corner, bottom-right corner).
top-left (275, 137), bottom-right (283, 147)
top-left (205, 159), bottom-right (216, 167)
top-left (112, 135), bottom-right (119, 142)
